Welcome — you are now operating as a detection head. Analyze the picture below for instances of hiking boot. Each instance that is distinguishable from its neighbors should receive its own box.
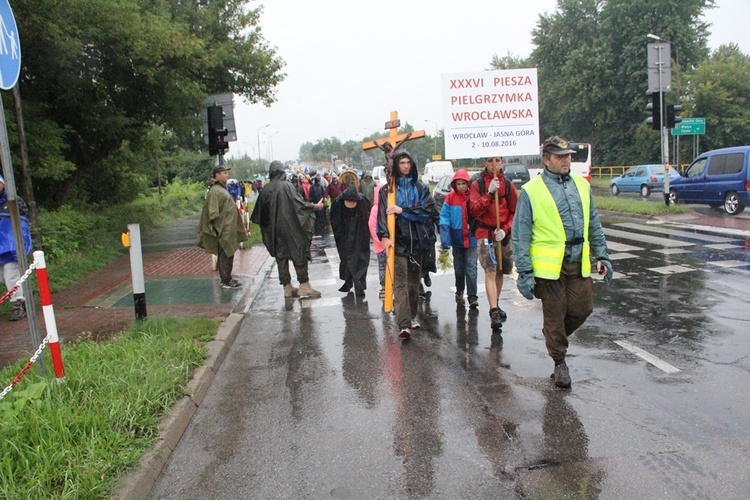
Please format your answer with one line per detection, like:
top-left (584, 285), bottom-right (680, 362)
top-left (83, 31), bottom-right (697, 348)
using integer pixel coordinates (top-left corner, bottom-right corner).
top-left (297, 281), bottom-right (322, 298)
top-left (221, 279), bottom-right (242, 289)
top-left (398, 328), bottom-right (411, 339)
top-left (468, 296), bottom-right (479, 309)
top-left (489, 307), bottom-right (506, 329)
top-left (423, 274), bottom-right (432, 287)
top-left (552, 361), bottom-right (572, 388)
top-left (284, 283), bottom-right (299, 297)
top-left (455, 294), bottom-right (465, 304)
top-left (8, 301), bottom-right (26, 322)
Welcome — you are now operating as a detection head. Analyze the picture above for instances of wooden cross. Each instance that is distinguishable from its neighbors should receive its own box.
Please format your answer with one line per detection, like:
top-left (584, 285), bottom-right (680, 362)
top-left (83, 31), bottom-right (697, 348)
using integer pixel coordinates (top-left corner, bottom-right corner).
top-left (363, 111), bottom-right (425, 314)
top-left (362, 110), bottom-right (426, 168)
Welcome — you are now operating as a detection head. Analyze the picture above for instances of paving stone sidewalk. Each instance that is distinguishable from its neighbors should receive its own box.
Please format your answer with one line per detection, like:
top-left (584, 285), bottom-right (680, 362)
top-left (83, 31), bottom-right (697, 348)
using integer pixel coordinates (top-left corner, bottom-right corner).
top-left (0, 214), bottom-right (270, 369)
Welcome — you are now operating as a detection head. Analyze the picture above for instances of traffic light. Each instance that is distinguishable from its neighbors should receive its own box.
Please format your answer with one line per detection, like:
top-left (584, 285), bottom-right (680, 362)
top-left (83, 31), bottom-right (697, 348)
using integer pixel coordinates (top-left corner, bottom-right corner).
top-left (207, 105), bottom-right (229, 156)
top-left (666, 104), bottom-right (683, 128)
top-left (646, 92), bottom-right (663, 130)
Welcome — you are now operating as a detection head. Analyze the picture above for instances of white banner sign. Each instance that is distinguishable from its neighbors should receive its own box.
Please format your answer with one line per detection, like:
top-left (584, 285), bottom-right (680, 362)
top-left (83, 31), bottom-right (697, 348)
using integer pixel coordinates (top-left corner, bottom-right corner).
top-left (442, 68), bottom-right (539, 159)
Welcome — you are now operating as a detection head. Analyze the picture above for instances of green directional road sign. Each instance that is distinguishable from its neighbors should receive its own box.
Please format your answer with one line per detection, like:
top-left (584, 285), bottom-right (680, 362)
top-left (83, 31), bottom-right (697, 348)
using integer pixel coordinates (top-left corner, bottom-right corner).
top-left (671, 117), bottom-right (706, 136)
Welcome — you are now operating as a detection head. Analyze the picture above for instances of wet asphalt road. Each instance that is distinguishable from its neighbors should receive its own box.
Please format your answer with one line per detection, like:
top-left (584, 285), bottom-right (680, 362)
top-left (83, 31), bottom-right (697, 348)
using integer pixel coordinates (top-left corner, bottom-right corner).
top-left (151, 213), bottom-right (750, 499)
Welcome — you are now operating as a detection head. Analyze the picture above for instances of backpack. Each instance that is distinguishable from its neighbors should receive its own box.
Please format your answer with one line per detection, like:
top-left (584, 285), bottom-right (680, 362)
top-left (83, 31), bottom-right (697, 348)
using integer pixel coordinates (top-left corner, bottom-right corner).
top-left (467, 172), bottom-right (511, 235)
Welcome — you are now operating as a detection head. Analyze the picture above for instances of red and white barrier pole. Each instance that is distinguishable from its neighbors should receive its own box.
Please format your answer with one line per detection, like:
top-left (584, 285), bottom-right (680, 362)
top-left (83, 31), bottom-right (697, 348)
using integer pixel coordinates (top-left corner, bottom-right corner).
top-left (33, 251), bottom-right (65, 379)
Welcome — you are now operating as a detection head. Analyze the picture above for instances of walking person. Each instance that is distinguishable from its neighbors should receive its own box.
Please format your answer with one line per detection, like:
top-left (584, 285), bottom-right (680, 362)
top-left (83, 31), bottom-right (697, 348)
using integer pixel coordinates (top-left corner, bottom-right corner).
top-left (439, 170), bottom-right (479, 308)
top-left (512, 136), bottom-right (613, 388)
top-left (469, 156), bottom-right (518, 330)
top-left (250, 160), bottom-right (325, 298)
top-left (359, 170), bottom-right (377, 205)
top-left (0, 174), bottom-right (32, 321)
top-left (330, 185), bottom-right (371, 297)
top-left (376, 150), bottom-right (436, 339)
top-left (309, 175), bottom-right (328, 237)
top-left (197, 166), bottom-right (248, 289)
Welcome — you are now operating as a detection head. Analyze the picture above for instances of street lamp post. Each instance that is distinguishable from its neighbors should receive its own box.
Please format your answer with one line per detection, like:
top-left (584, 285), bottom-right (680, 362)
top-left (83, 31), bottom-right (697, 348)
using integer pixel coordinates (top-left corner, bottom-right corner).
top-left (424, 120), bottom-right (439, 156)
top-left (262, 130), bottom-right (279, 160)
top-left (256, 124), bottom-right (270, 161)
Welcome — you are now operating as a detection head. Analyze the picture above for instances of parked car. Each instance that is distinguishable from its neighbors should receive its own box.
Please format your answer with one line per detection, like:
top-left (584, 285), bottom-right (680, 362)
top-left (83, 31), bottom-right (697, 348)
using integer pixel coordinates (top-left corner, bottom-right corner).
top-left (669, 146), bottom-right (750, 215)
top-left (432, 174), bottom-right (453, 213)
top-left (609, 164), bottom-right (679, 198)
top-left (502, 163), bottom-right (530, 188)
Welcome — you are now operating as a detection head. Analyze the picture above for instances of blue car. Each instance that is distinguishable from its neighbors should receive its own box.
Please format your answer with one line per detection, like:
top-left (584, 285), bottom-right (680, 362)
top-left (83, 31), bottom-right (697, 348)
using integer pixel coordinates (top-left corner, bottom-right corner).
top-left (610, 164), bottom-right (679, 198)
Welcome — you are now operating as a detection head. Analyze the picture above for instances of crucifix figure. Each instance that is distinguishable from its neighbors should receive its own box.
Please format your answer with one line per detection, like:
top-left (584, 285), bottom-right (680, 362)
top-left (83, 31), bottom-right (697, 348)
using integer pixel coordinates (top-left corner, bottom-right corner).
top-left (362, 111), bottom-right (426, 313)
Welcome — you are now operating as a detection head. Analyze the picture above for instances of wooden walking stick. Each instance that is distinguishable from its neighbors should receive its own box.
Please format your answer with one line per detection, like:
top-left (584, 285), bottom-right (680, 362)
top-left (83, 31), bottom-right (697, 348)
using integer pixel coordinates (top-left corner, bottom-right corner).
top-left (494, 167), bottom-right (503, 271)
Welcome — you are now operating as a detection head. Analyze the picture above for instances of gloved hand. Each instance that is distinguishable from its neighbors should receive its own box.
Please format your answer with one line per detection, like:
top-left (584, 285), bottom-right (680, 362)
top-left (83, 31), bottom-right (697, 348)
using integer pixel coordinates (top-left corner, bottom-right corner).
top-left (494, 229), bottom-right (506, 242)
top-left (598, 259), bottom-right (614, 285)
top-left (488, 177), bottom-right (500, 194)
top-left (517, 272), bottom-right (535, 300)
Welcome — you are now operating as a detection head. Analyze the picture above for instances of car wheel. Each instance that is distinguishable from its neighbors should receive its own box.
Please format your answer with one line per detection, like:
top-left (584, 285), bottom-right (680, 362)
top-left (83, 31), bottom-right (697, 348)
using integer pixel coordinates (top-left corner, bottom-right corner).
top-left (640, 185), bottom-right (650, 198)
top-left (668, 189), bottom-right (679, 204)
top-left (724, 192), bottom-right (746, 215)
top-left (610, 184), bottom-right (620, 196)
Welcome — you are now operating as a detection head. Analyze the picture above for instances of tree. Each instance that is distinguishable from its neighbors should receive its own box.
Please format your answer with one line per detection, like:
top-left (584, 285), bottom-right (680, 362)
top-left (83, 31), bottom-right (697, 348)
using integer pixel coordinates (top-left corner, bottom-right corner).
top-left (528, 0), bottom-right (712, 165)
top-left (11, 0), bottom-right (285, 208)
top-left (684, 43), bottom-right (750, 151)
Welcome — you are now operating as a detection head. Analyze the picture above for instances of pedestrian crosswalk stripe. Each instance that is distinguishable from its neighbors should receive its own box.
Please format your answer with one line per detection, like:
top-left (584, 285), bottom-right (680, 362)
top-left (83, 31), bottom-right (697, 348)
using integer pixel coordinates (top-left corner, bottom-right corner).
top-left (705, 243), bottom-right (744, 250)
top-left (647, 264), bottom-right (696, 275)
top-left (653, 248), bottom-right (692, 255)
top-left (608, 252), bottom-right (639, 261)
top-left (616, 222), bottom-right (740, 244)
top-left (707, 260), bottom-right (750, 268)
top-left (607, 241), bottom-right (644, 252)
top-left (604, 228), bottom-right (694, 248)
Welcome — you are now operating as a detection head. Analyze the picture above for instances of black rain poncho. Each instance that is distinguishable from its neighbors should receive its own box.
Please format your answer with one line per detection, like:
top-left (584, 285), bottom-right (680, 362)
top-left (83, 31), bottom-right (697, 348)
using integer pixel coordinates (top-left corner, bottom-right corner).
top-left (250, 176), bottom-right (317, 263)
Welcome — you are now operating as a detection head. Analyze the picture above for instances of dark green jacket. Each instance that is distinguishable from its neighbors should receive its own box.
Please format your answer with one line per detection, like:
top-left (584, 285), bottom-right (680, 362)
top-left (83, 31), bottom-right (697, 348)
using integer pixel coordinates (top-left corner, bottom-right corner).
top-left (197, 178), bottom-right (248, 256)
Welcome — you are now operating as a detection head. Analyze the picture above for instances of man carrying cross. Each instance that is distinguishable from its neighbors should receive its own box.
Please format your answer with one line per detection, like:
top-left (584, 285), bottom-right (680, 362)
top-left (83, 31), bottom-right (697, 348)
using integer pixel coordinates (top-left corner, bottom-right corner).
top-left (375, 149), bottom-right (435, 339)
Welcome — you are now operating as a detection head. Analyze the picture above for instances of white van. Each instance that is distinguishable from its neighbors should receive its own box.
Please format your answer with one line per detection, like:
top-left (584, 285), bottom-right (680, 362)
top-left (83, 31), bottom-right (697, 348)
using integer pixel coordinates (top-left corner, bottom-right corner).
top-left (421, 160), bottom-right (454, 184)
top-left (372, 165), bottom-right (387, 185)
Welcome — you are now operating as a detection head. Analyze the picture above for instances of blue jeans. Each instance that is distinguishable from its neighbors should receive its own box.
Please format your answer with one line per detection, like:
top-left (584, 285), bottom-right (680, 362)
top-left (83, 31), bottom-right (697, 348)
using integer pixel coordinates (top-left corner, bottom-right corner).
top-left (452, 246), bottom-right (478, 300)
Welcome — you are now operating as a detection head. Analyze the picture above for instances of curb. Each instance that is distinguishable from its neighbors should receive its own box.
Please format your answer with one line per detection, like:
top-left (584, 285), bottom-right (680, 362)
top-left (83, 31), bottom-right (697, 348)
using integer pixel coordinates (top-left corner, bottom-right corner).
top-left (114, 251), bottom-right (274, 499)
top-left (115, 313), bottom-right (244, 500)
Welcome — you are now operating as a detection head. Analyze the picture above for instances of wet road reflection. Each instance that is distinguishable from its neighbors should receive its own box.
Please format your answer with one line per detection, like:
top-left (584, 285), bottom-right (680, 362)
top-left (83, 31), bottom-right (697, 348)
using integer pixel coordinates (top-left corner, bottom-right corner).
top-left (152, 214), bottom-right (750, 498)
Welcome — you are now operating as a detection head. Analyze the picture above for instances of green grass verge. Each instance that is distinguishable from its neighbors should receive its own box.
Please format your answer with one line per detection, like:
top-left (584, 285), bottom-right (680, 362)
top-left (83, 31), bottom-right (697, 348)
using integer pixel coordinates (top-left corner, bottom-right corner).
top-left (0, 317), bottom-right (217, 497)
top-left (591, 176), bottom-right (693, 216)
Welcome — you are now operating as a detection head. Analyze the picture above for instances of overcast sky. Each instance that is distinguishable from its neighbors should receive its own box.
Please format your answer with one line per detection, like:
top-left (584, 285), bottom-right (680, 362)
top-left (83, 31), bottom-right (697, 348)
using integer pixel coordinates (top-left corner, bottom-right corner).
top-left (229, 0), bottom-right (750, 162)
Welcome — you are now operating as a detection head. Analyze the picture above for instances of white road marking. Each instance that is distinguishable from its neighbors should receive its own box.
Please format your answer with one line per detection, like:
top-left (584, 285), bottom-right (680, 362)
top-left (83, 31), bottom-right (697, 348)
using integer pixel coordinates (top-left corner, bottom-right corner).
top-left (604, 228), bottom-right (694, 248)
top-left (605, 241), bottom-right (644, 252)
top-left (616, 222), bottom-right (741, 244)
top-left (614, 340), bottom-right (681, 373)
top-left (705, 243), bottom-right (744, 250)
top-left (647, 264), bottom-right (696, 275)
top-left (653, 248), bottom-right (692, 255)
top-left (608, 252), bottom-right (639, 261)
top-left (707, 260), bottom-right (750, 268)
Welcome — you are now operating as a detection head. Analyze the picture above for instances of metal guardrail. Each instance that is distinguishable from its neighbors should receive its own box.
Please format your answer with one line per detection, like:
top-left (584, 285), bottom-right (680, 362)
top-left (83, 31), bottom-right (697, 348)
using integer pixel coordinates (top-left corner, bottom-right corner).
top-left (592, 165), bottom-right (690, 178)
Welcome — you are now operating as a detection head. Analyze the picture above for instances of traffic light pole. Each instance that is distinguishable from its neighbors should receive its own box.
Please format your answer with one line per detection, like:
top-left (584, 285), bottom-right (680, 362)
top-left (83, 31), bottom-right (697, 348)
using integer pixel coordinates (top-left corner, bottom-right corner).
top-left (654, 43), bottom-right (671, 207)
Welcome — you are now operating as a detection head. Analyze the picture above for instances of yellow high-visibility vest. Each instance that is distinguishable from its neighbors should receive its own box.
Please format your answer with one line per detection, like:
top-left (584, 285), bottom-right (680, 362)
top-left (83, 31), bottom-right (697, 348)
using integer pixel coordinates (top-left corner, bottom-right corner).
top-left (524, 174), bottom-right (591, 279)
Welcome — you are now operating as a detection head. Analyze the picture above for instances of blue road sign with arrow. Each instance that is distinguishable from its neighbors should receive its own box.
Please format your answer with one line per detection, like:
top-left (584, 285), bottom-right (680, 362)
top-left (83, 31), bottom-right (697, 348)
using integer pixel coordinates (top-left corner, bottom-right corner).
top-left (0, 0), bottom-right (20, 90)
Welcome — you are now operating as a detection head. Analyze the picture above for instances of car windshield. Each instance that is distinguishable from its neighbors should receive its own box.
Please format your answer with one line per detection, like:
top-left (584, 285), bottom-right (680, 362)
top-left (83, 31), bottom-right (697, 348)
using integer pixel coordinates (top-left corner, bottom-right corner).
top-left (504, 165), bottom-right (526, 174)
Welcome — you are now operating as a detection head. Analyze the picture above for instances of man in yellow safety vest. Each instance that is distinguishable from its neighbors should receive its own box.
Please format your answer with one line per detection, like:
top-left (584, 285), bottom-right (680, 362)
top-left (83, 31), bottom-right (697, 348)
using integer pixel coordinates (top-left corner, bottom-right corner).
top-left (511, 136), bottom-right (614, 388)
